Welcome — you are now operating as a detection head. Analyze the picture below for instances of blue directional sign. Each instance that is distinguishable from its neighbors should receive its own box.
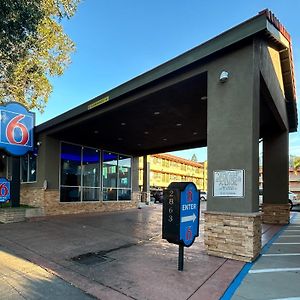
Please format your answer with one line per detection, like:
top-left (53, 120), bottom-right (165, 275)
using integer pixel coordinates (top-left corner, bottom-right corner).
top-left (0, 177), bottom-right (10, 203)
top-left (163, 182), bottom-right (200, 247)
top-left (0, 102), bottom-right (35, 156)
top-left (179, 183), bottom-right (199, 247)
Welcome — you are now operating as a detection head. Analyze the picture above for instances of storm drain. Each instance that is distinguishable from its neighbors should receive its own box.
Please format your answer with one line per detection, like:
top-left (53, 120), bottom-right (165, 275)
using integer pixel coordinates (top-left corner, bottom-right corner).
top-left (71, 252), bottom-right (114, 265)
top-left (71, 242), bottom-right (137, 265)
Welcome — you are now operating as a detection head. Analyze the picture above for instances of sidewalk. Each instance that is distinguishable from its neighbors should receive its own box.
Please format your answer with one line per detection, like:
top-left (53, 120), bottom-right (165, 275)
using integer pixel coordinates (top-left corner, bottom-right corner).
top-left (0, 204), bottom-right (288, 300)
top-left (224, 212), bottom-right (300, 300)
top-left (224, 213), bottom-right (300, 300)
top-left (0, 245), bottom-right (93, 299)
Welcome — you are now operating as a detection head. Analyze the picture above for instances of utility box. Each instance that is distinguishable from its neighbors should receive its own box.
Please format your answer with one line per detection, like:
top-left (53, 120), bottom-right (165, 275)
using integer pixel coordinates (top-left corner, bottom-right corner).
top-left (162, 182), bottom-right (200, 247)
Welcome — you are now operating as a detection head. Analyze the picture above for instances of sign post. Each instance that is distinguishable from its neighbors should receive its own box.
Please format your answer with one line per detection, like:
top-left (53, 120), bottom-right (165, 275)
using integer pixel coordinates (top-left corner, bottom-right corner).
top-left (162, 182), bottom-right (200, 271)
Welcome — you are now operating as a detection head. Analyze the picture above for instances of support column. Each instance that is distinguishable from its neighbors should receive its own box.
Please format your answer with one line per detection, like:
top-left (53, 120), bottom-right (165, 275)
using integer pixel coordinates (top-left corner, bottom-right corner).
top-left (204, 44), bottom-right (261, 262)
top-left (131, 156), bottom-right (141, 204)
top-left (11, 157), bottom-right (20, 207)
top-left (142, 155), bottom-right (150, 203)
top-left (262, 131), bottom-right (289, 224)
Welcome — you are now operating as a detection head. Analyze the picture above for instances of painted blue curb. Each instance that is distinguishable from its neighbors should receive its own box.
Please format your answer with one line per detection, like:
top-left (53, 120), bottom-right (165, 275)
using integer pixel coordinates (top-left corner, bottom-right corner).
top-left (219, 261), bottom-right (253, 300)
top-left (220, 216), bottom-right (295, 300)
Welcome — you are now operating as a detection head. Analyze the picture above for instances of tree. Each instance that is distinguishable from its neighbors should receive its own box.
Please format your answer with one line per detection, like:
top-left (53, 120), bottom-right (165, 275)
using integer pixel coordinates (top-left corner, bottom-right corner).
top-left (191, 154), bottom-right (198, 162)
top-left (0, 0), bottom-right (80, 112)
top-left (294, 156), bottom-right (300, 172)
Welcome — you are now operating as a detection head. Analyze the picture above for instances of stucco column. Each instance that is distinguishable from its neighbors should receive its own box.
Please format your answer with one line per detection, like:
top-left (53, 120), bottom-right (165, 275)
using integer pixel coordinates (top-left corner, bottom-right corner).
top-left (131, 156), bottom-right (141, 204)
top-left (262, 131), bottom-right (289, 224)
top-left (204, 44), bottom-right (261, 262)
top-left (142, 155), bottom-right (150, 203)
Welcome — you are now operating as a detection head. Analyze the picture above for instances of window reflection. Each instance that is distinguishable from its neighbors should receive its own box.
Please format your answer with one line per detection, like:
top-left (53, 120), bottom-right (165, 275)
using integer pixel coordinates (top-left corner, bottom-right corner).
top-left (60, 143), bottom-right (81, 187)
top-left (103, 152), bottom-right (118, 189)
top-left (82, 148), bottom-right (100, 187)
top-left (60, 186), bottom-right (80, 202)
top-left (60, 143), bottom-right (132, 202)
top-left (118, 155), bottom-right (131, 188)
top-left (21, 151), bottom-right (37, 182)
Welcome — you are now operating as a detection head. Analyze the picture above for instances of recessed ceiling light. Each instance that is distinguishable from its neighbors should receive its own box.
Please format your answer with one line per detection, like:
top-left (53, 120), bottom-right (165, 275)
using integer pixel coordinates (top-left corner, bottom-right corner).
top-left (118, 137), bottom-right (123, 141)
top-left (121, 122), bottom-right (126, 126)
top-left (137, 143), bottom-right (142, 146)
top-left (193, 132), bottom-right (198, 135)
top-left (144, 131), bottom-right (149, 135)
top-left (154, 111), bottom-right (160, 115)
top-left (176, 123), bottom-right (182, 127)
top-left (201, 96), bottom-right (207, 100)
top-left (163, 138), bottom-right (168, 141)
top-left (94, 130), bottom-right (99, 134)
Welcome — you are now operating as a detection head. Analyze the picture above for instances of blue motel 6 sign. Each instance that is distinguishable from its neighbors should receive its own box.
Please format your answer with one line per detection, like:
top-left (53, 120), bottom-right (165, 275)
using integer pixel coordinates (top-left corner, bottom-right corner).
top-left (0, 102), bottom-right (35, 156)
top-left (0, 178), bottom-right (10, 203)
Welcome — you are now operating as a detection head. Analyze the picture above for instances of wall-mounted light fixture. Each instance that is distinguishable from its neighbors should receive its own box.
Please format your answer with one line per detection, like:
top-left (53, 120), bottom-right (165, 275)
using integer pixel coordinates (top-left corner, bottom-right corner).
top-left (219, 71), bottom-right (229, 83)
top-left (37, 141), bottom-right (42, 146)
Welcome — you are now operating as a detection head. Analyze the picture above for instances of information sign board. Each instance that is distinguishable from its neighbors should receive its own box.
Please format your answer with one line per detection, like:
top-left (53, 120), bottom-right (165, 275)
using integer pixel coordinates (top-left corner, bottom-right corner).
top-left (213, 169), bottom-right (245, 197)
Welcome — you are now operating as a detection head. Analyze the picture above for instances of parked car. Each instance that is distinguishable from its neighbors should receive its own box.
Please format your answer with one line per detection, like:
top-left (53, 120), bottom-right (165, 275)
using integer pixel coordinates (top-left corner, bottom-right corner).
top-left (259, 189), bottom-right (299, 210)
top-left (152, 191), bottom-right (163, 203)
top-left (200, 191), bottom-right (207, 201)
top-left (289, 191), bottom-right (300, 208)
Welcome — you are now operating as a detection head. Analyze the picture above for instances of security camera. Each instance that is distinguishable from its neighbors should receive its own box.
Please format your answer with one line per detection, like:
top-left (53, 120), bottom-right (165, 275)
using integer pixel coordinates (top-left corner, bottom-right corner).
top-left (219, 71), bottom-right (229, 83)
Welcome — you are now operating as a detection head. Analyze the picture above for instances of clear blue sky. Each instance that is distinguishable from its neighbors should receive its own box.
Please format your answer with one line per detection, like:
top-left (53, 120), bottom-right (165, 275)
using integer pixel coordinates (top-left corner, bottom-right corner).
top-left (35, 0), bottom-right (300, 161)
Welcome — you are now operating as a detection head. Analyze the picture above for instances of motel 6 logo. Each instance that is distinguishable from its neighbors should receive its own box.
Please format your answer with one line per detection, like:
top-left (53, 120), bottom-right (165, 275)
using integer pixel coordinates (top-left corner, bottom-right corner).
top-left (0, 178), bottom-right (10, 203)
top-left (0, 102), bottom-right (35, 156)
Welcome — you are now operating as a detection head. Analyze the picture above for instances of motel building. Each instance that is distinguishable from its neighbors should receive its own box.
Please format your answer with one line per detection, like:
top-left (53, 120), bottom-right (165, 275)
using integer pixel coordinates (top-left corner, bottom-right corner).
top-left (0, 10), bottom-right (297, 262)
top-left (138, 154), bottom-right (208, 193)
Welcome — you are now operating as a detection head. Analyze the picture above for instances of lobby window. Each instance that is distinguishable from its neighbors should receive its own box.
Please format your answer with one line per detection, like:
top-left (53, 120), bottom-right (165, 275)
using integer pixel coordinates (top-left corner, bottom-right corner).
top-left (60, 143), bottom-right (101, 202)
top-left (102, 152), bottom-right (118, 201)
top-left (118, 155), bottom-right (131, 200)
top-left (60, 143), bottom-right (82, 202)
top-left (102, 151), bottom-right (132, 201)
top-left (82, 147), bottom-right (100, 201)
top-left (21, 151), bottom-right (37, 183)
top-left (60, 143), bottom-right (132, 203)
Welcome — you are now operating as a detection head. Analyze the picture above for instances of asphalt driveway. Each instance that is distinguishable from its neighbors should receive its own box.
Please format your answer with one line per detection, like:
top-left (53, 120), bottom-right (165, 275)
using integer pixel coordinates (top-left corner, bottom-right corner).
top-left (0, 203), bottom-right (278, 300)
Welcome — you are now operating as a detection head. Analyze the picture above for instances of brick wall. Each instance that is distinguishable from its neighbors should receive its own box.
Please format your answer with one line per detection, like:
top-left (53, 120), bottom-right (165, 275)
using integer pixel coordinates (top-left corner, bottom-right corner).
top-left (20, 185), bottom-right (44, 207)
top-left (21, 186), bottom-right (140, 216)
top-left (204, 211), bottom-right (262, 262)
top-left (0, 208), bottom-right (26, 223)
top-left (262, 203), bottom-right (290, 224)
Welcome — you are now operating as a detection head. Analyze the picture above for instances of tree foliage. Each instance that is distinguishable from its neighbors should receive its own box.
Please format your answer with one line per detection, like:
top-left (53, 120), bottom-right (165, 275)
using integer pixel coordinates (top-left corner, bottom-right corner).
top-left (294, 156), bottom-right (300, 171)
top-left (191, 154), bottom-right (198, 162)
top-left (0, 0), bottom-right (80, 112)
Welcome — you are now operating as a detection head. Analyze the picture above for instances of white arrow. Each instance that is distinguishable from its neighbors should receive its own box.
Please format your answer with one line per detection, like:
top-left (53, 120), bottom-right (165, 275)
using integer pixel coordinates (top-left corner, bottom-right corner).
top-left (181, 213), bottom-right (196, 223)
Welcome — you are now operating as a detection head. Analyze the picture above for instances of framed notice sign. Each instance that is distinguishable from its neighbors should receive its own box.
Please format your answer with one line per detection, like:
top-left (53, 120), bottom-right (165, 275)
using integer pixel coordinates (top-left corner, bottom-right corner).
top-left (213, 169), bottom-right (245, 197)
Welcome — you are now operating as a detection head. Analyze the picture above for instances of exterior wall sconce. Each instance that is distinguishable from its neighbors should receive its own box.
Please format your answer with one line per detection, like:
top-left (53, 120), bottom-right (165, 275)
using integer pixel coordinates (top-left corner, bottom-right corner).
top-left (219, 71), bottom-right (229, 83)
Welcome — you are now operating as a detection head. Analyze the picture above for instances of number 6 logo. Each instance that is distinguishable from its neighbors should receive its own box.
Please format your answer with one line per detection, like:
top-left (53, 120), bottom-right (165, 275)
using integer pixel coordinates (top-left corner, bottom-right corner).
top-left (6, 114), bottom-right (29, 145)
top-left (0, 183), bottom-right (9, 197)
top-left (0, 102), bottom-right (34, 156)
